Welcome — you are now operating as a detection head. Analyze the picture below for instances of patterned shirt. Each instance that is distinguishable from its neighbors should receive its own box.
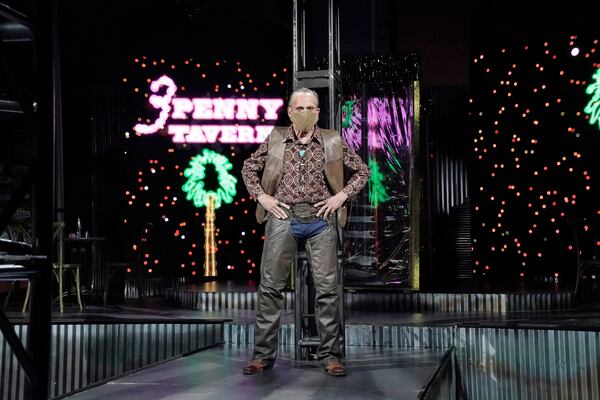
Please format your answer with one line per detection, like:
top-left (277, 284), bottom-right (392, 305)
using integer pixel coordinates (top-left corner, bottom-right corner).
top-left (241, 126), bottom-right (371, 205)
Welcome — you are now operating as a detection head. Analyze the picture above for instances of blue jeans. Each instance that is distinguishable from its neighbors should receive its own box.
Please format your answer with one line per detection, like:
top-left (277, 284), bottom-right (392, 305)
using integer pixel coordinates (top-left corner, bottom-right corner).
top-left (290, 218), bottom-right (328, 241)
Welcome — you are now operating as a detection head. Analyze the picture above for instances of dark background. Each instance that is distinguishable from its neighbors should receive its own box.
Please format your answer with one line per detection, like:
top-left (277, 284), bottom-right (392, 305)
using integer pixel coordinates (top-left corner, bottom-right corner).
top-left (20, 0), bottom-right (598, 288)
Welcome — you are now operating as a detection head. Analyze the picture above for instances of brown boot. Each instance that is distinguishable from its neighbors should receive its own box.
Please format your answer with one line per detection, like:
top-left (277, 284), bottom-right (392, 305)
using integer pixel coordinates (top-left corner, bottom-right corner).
top-left (243, 359), bottom-right (273, 375)
top-left (324, 361), bottom-right (346, 376)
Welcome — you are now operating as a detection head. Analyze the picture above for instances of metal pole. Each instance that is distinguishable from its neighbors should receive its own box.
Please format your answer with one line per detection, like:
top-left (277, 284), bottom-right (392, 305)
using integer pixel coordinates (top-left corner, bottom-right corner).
top-left (26, 0), bottom-right (54, 397)
top-left (328, 0), bottom-right (334, 129)
top-left (292, 0), bottom-right (299, 89)
top-left (52, 1), bottom-right (64, 224)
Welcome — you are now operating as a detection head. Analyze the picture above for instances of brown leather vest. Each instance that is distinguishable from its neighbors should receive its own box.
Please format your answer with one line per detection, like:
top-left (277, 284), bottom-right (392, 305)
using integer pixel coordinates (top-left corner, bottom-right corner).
top-left (255, 126), bottom-right (348, 227)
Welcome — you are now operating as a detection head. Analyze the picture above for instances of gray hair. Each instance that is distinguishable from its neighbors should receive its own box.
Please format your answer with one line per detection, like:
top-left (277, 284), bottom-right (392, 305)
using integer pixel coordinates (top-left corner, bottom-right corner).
top-left (288, 87), bottom-right (319, 107)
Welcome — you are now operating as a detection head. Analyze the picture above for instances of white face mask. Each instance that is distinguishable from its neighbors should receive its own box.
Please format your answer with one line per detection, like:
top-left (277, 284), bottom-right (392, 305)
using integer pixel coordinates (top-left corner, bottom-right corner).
top-left (290, 110), bottom-right (318, 133)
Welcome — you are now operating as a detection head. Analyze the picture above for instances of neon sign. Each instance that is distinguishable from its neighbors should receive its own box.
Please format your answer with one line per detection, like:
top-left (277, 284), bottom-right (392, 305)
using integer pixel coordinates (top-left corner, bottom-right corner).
top-left (368, 157), bottom-right (389, 207)
top-left (584, 68), bottom-right (600, 131)
top-left (182, 148), bottom-right (237, 209)
top-left (133, 75), bottom-right (284, 143)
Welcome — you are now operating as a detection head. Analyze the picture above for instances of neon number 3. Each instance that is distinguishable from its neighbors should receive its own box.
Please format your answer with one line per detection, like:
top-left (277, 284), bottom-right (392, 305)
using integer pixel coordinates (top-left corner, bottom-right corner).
top-left (133, 75), bottom-right (178, 134)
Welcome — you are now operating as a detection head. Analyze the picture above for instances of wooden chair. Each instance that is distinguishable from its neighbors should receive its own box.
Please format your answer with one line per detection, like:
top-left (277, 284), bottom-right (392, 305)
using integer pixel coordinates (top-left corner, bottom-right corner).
top-left (24, 222), bottom-right (83, 312)
top-left (103, 222), bottom-right (153, 306)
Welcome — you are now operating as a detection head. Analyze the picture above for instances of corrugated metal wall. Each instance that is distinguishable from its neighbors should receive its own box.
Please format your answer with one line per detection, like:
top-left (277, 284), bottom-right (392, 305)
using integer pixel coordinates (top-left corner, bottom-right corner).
top-left (424, 85), bottom-right (471, 217)
top-left (225, 322), bottom-right (455, 349)
top-left (165, 289), bottom-right (294, 311)
top-left (0, 321), bottom-right (224, 400)
top-left (343, 292), bottom-right (573, 313)
top-left (457, 327), bottom-right (600, 400)
top-left (167, 289), bottom-right (573, 313)
top-left (226, 322), bottom-right (455, 349)
top-left (423, 85), bottom-right (472, 282)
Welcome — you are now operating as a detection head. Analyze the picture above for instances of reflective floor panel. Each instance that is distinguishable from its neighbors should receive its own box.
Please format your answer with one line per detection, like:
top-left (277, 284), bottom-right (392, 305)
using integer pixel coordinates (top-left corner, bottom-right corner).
top-left (66, 344), bottom-right (446, 400)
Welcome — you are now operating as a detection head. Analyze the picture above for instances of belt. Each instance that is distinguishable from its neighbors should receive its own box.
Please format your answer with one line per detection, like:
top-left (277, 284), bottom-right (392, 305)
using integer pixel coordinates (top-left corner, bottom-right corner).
top-left (285, 203), bottom-right (322, 223)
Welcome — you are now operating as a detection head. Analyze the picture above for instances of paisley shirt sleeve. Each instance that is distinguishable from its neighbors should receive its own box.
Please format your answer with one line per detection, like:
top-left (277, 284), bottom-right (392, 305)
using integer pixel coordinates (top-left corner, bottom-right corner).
top-left (241, 136), bottom-right (269, 199)
top-left (340, 138), bottom-right (371, 199)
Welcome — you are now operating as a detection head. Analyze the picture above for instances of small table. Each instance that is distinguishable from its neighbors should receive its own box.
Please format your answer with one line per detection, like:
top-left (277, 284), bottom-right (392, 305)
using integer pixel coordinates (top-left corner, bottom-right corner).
top-left (64, 237), bottom-right (107, 299)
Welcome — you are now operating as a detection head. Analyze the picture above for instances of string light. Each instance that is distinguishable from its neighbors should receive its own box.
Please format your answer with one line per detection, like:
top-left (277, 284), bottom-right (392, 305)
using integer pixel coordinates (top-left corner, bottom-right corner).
top-left (470, 35), bottom-right (597, 279)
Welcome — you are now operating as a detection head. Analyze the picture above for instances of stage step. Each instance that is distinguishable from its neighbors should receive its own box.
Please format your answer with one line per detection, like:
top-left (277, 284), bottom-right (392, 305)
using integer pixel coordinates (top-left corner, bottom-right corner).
top-left (165, 288), bottom-right (573, 313)
top-left (1, 319), bottom-right (226, 400)
top-left (225, 322), bottom-right (454, 349)
top-left (165, 288), bottom-right (294, 310)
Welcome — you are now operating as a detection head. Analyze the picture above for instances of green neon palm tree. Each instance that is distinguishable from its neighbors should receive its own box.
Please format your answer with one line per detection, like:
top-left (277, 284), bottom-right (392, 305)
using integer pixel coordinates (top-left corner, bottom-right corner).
top-left (584, 68), bottom-right (600, 130)
top-left (182, 148), bottom-right (237, 209)
top-left (368, 157), bottom-right (389, 207)
top-left (182, 148), bottom-right (237, 277)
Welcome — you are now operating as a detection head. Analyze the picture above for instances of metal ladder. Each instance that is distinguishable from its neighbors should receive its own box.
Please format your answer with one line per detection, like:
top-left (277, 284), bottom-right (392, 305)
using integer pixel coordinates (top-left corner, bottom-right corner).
top-left (292, 0), bottom-right (341, 129)
top-left (292, 0), bottom-right (344, 362)
top-left (294, 248), bottom-right (345, 361)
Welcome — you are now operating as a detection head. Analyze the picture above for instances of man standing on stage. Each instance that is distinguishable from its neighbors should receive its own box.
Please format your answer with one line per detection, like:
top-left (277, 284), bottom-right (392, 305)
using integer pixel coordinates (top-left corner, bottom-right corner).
top-left (241, 88), bottom-right (370, 377)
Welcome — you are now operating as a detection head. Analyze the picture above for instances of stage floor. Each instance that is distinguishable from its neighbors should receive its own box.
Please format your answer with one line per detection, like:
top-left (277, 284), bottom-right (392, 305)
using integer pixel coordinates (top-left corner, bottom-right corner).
top-left (64, 344), bottom-right (446, 400)
top-left (3, 279), bottom-right (600, 330)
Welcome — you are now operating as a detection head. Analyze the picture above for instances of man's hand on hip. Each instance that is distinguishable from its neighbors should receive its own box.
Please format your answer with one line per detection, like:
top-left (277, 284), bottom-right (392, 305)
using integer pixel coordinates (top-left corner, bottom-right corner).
top-left (314, 192), bottom-right (348, 219)
top-left (258, 194), bottom-right (290, 219)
